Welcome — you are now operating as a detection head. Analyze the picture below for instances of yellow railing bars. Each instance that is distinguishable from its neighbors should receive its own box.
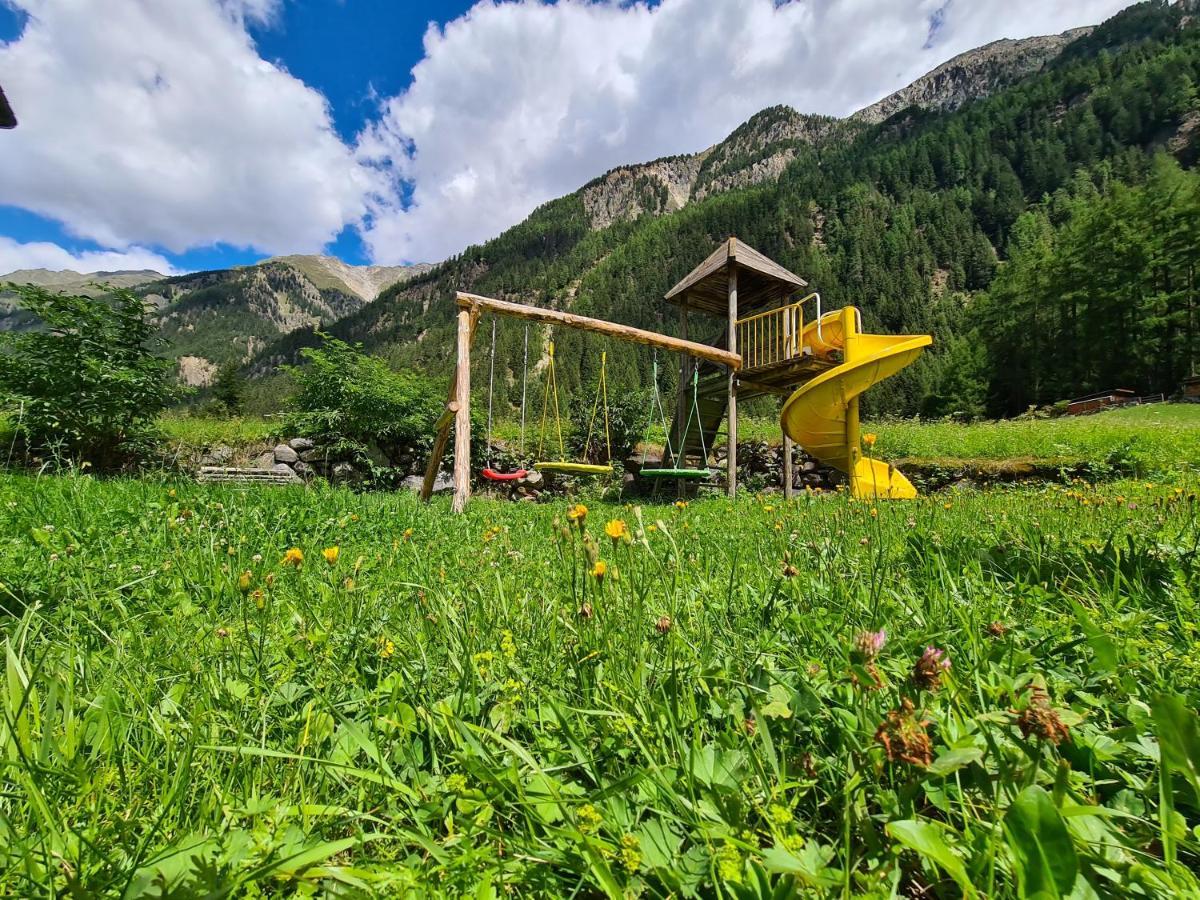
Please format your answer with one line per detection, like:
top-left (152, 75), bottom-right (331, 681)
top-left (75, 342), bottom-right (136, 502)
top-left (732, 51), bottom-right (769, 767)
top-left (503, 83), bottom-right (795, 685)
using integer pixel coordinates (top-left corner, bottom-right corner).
top-left (735, 293), bottom-right (819, 371)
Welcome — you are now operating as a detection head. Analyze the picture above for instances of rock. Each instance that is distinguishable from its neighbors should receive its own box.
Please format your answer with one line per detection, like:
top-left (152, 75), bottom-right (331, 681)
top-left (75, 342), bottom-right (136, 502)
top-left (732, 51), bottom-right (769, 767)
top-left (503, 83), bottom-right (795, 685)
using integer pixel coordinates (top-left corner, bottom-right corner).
top-left (331, 462), bottom-right (358, 483)
top-left (801, 460), bottom-right (819, 473)
top-left (272, 463), bottom-right (302, 483)
top-left (254, 451), bottom-right (275, 468)
top-left (288, 437), bottom-right (315, 452)
top-left (273, 443), bottom-right (299, 464)
top-left (519, 469), bottom-right (544, 488)
top-left (402, 473), bottom-right (452, 494)
top-left (201, 444), bottom-right (234, 466)
top-left (364, 441), bottom-right (390, 468)
top-left (293, 460), bottom-right (313, 477)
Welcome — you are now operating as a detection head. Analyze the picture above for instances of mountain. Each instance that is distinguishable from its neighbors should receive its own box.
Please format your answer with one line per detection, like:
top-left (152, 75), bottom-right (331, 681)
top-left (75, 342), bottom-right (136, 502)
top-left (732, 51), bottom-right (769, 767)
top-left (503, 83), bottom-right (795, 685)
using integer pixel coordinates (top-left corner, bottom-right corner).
top-left (1, 268), bottom-right (165, 293)
top-left (145, 257), bottom-right (429, 385)
top-left (259, 255), bottom-right (431, 302)
top-left (252, 1), bottom-right (1198, 420)
top-left (1, 256), bottom-right (430, 386)
top-left (850, 27), bottom-right (1094, 124)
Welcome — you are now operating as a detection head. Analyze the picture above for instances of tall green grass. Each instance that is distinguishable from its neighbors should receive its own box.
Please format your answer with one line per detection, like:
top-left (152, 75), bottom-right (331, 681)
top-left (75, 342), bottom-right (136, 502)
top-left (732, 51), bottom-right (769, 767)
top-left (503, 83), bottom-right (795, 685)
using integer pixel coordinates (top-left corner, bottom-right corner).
top-left (1, 473), bottom-right (1197, 895)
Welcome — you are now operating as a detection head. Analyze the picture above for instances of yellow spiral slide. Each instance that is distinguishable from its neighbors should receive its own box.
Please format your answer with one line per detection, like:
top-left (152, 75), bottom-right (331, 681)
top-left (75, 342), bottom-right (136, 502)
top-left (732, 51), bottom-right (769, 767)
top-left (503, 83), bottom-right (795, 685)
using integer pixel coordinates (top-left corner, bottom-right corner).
top-left (780, 306), bottom-right (932, 499)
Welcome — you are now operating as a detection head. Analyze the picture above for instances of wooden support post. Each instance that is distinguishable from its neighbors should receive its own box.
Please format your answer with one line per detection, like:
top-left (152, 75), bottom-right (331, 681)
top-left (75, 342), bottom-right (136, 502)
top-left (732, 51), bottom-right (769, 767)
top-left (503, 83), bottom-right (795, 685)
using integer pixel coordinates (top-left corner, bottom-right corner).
top-left (727, 263), bottom-right (738, 499)
top-left (783, 433), bottom-right (794, 499)
top-left (452, 308), bottom-right (473, 513)
top-left (420, 400), bottom-right (459, 501)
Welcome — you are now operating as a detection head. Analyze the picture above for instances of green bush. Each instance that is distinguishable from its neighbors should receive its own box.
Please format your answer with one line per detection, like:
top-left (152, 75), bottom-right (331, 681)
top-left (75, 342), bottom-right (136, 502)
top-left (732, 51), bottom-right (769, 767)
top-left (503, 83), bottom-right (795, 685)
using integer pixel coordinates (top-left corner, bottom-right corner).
top-left (0, 283), bottom-right (181, 469)
top-left (569, 383), bottom-right (647, 464)
top-left (281, 333), bottom-right (445, 468)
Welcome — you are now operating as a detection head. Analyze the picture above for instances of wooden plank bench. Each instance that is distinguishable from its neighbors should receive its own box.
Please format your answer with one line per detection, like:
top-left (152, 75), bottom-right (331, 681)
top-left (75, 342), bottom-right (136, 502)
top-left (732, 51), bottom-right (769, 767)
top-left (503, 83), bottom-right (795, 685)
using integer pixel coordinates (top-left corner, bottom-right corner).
top-left (198, 466), bottom-right (300, 485)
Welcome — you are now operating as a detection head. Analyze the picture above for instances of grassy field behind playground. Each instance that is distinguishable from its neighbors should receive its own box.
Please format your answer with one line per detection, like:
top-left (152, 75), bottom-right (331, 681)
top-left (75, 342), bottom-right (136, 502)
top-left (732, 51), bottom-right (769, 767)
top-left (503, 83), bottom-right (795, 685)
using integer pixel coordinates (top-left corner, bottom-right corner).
top-left (158, 402), bottom-right (1200, 477)
top-left (1, 465), bottom-right (1198, 895)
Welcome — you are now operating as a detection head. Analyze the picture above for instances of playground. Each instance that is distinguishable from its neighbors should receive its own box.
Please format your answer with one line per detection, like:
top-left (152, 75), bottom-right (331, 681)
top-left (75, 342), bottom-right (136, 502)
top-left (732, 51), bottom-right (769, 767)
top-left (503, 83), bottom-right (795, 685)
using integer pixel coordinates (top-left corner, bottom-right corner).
top-left (426, 238), bottom-right (932, 511)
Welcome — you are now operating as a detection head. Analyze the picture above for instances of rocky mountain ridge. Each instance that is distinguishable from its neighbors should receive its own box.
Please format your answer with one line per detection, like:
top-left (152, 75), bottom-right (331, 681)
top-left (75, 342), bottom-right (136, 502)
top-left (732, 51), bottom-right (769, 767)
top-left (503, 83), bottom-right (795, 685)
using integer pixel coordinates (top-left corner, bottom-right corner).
top-left (852, 27), bottom-right (1094, 124)
top-left (1, 256), bottom-right (430, 385)
top-left (570, 27), bottom-right (1094, 232)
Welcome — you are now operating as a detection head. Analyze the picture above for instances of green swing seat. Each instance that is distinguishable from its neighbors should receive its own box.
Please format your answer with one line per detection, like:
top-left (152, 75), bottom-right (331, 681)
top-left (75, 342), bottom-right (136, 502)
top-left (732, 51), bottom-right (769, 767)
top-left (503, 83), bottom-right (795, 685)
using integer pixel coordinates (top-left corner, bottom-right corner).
top-left (637, 358), bottom-right (712, 481)
top-left (639, 465), bottom-right (711, 479)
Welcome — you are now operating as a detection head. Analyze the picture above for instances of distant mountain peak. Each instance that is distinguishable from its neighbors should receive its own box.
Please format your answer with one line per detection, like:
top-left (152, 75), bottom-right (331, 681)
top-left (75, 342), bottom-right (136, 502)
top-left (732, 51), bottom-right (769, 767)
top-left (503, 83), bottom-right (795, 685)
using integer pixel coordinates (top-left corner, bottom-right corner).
top-left (0, 268), bottom-right (166, 294)
top-left (851, 27), bottom-right (1094, 124)
top-left (261, 254), bottom-right (431, 302)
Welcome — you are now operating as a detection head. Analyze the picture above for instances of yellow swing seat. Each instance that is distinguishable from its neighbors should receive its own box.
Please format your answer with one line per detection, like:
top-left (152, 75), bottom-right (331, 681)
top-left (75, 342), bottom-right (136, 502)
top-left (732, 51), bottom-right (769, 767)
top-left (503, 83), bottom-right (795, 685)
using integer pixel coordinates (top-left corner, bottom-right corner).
top-left (534, 461), bottom-right (614, 476)
top-left (534, 341), bottom-right (615, 478)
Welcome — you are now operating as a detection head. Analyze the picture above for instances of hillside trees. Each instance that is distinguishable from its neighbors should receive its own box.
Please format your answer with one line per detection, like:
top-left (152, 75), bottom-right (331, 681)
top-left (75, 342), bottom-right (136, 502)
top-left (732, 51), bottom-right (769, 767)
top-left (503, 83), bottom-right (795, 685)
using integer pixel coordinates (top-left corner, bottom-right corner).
top-left (978, 154), bottom-right (1200, 413)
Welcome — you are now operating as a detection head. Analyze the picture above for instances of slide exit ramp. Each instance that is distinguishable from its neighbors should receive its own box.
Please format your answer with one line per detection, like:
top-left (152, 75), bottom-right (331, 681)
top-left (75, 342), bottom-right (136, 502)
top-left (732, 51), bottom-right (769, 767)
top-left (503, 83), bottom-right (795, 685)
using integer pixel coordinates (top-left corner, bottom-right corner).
top-left (780, 306), bottom-right (931, 499)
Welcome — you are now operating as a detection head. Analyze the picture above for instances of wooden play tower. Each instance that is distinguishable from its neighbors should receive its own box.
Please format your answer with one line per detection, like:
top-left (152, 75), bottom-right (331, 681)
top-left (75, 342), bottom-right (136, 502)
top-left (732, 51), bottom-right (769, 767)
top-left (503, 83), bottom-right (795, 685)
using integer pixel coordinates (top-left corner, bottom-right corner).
top-left (664, 237), bottom-right (838, 498)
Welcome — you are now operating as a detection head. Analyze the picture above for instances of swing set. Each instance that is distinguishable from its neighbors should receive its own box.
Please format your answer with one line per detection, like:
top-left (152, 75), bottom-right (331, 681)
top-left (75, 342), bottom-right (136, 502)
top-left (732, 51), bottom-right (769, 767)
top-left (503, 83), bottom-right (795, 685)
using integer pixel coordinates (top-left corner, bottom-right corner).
top-left (423, 291), bottom-right (742, 512)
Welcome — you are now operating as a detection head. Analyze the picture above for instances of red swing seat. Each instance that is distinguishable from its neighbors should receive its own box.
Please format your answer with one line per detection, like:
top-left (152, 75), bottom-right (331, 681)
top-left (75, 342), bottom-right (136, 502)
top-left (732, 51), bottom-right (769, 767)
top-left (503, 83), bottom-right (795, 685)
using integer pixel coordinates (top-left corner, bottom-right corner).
top-left (481, 467), bottom-right (528, 482)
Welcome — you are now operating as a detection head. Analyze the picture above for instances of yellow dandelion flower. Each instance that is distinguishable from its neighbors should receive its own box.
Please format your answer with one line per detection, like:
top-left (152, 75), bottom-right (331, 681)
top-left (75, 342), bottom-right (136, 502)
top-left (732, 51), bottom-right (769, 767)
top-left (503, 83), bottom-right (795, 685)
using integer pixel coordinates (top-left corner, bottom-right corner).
top-left (567, 503), bottom-right (588, 526)
top-left (675, 500), bottom-right (688, 510)
top-left (604, 519), bottom-right (628, 542)
top-left (380, 637), bottom-right (395, 659)
top-left (862, 433), bottom-right (877, 447)
top-left (591, 560), bottom-right (608, 580)
top-left (403, 527), bottom-right (413, 541)
top-left (322, 545), bottom-right (340, 566)
top-left (281, 547), bottom-right (304, 567)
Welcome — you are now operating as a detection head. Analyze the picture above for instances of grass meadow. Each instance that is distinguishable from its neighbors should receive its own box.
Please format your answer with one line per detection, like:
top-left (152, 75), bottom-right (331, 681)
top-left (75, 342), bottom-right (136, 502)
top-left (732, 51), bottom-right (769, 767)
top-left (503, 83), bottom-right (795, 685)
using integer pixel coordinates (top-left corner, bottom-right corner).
top-left (1, 460), bottom-right (1198, 896)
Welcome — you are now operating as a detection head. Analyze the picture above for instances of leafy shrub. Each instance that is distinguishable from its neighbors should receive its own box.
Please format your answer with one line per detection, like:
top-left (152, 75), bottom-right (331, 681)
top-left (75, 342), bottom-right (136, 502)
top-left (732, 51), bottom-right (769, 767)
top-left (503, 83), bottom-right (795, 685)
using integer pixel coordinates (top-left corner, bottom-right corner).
top-left (569, 384), bottom-right (647, 464)
top-left (281, 333), bottom-right (445, 468)
top-left (0, 283), bottom-right (181, 469)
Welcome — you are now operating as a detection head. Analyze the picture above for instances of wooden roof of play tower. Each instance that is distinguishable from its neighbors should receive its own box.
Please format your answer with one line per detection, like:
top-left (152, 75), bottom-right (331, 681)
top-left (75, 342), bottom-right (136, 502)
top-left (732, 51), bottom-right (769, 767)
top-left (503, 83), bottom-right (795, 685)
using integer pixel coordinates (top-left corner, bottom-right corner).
top-left (665, 237), bottom-right (806, 315)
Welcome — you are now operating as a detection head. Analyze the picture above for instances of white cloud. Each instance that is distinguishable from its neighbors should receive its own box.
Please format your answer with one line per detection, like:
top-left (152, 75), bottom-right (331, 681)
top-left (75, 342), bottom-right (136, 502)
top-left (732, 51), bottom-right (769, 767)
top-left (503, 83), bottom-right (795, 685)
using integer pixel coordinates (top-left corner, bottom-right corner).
top-left (0, 237), bottom-right (176, 275)
top-left (0, 0), bottom-right (372, 255)
top-left (358, 0), bottom-right (1135, 265)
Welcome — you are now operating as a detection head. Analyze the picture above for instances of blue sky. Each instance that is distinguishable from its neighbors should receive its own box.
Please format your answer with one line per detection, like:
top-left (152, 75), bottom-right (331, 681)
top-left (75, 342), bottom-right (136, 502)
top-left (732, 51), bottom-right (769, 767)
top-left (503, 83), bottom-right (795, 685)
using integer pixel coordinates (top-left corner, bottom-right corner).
top-left (0, 0), bottom-right (1133, 276)
top-left (1, 0), bottom-right (475, 270)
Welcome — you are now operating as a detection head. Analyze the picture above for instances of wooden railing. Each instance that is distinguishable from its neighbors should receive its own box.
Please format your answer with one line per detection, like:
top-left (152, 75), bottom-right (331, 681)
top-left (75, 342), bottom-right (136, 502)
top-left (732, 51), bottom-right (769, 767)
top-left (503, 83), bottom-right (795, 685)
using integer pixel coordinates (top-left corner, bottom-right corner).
top-left (736, 296), bottom-right (808, 371)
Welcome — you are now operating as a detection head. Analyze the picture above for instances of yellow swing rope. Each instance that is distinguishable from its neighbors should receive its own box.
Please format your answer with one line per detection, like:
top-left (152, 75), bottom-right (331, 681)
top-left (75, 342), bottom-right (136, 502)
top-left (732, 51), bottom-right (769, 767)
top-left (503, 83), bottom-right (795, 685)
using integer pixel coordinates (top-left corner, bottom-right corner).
top-left (536, 341), bottom-right (566, 461)
top-left (583, 351), bottom-right (611, 463)
top-left (537, 342), bottom-right (612, 466)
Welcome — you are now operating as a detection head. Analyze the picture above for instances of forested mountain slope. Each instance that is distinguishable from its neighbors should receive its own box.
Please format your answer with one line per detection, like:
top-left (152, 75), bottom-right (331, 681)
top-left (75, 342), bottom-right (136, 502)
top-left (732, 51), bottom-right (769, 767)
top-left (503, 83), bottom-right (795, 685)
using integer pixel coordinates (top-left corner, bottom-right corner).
top-left (258, 1), bottom-right (1200, 418)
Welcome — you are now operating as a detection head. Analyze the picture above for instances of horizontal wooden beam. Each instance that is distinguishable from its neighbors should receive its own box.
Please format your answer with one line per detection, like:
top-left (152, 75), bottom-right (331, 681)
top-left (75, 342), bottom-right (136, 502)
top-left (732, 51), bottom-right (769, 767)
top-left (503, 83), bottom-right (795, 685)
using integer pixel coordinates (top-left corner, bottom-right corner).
top-left (456, 292), bottom-right (741, 370)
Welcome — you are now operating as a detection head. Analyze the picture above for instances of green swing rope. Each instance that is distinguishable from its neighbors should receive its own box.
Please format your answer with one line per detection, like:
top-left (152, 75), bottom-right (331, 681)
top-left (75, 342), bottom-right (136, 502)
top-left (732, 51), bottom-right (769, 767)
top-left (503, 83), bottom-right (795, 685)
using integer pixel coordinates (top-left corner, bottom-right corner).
top-left (640, 353), bottom-right (710, 477)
